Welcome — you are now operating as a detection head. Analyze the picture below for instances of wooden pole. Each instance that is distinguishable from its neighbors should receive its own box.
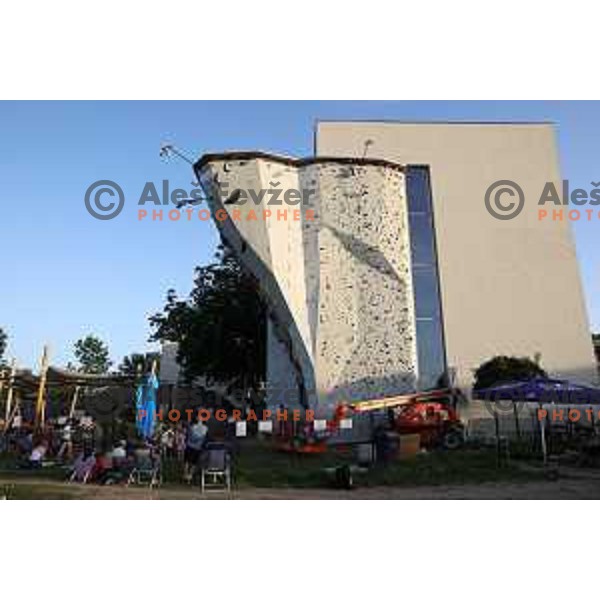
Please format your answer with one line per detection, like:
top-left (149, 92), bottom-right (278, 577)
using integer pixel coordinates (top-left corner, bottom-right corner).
top-left (7, 392), bottom-right (20, 427)
top-left (35, 345), bottom-right (50, 430)
top-left (68, 385), bottom-right (80, 420)
top-left (4, 359), bottom-right (16, 432)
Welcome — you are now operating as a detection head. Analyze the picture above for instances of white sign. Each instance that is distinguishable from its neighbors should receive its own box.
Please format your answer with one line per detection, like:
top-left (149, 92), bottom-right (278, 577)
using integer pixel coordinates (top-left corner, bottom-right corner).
top-left (339, 418), bottom-right (353, 430)
top-left (314, 419), bottom-right (327, 432)
top-left (236, 421), bottom-right (247, 437)
top-left (258, 420), bottom-right (272, 433)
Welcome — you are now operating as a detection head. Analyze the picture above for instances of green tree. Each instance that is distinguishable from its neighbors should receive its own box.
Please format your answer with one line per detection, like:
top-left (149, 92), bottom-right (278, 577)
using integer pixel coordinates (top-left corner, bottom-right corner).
top-left (118, 352), bottom-right (160, 376)
top-left (473, 355), bottom-right (547, 390)
top-left (149, 246), bottom-right (266, 386)
top-left (73, 335), bottom-right (112, 374)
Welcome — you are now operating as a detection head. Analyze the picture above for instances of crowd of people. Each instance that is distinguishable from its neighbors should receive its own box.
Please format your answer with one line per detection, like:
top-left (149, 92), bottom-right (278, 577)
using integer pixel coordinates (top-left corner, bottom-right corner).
top-left (0, 412), bottom-right (223, 486)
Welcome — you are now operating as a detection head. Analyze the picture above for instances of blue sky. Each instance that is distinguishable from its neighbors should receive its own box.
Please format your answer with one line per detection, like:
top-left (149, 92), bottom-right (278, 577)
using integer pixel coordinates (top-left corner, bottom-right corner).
top-left (0, 101), bottom-right (598, 369)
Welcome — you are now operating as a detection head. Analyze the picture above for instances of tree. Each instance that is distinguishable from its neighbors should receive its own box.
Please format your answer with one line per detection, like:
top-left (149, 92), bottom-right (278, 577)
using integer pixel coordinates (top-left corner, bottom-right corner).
top-left (73, 335), bottom-right (112, 374)
top-left (149, 246), bottom-right (266, 387)
top-left (118, 352), bottom-right (160, 377)
top-left (473, 355), bottom-right (547, 390)
top-left (0, 327), bottom-right (7, 365)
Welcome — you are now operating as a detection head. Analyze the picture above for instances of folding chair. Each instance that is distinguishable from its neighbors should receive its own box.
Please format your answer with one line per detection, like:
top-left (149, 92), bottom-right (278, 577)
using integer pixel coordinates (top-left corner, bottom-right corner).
top-left (69, 458), bottom-right (95, 484)
top-left (200, 443), bottom-right (231, 494)
top-left (127, 450), bottom-right (161, 489)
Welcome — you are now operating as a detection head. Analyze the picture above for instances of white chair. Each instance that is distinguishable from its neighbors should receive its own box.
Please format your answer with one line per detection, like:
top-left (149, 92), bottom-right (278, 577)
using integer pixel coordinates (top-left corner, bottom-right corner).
top-left (200, 444), bottom-right (231, 494)
top-left (127, 449), bottom-right (161, 489)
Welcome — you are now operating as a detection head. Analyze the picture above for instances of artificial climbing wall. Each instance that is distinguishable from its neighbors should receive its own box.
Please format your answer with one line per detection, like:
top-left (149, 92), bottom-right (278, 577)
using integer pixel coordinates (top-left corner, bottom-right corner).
top-left (195, 153), bottom-right (417, 408)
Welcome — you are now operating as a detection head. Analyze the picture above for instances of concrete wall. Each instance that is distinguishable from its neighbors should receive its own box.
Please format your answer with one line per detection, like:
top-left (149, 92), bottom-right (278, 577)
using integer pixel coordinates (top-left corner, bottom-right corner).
top-left (317, 122), bottom-right (597, 387)
top-left (195, 153), bottom-right (417, 408)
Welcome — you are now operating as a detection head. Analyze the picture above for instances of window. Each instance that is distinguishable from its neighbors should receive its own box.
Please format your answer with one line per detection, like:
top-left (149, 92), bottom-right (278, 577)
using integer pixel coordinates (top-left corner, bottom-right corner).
top-left (415, 319), bottom-right (446, 390)
top-left (412, 267), bottom-right (441, 319)
top-left (409, 213), bottom-right (436, 266)
top-left (406, 167), bottom-right (433, 213)
top-left (406, 166), bottom-right (447, 390)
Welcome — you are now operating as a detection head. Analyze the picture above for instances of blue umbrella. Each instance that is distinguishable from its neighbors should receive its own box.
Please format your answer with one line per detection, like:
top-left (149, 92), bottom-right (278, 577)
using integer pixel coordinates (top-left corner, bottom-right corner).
top-left (475, 378), bottom-right (600, 404)
top-left (136, 370), bottom-right (159, 438)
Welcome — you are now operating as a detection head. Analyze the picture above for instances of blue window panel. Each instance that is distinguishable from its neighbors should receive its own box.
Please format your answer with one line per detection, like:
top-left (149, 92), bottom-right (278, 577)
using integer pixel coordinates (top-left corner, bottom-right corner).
top-left (406, 165), bottom-right (447, 387)
top-left (416, 319), bottom-right (446, 390)
top-left (409, 213), bottom-right (436, 266)
top-left (406, 167), bottom-right (432, 214)
top-left (412, 267), bottom-right (441, 319)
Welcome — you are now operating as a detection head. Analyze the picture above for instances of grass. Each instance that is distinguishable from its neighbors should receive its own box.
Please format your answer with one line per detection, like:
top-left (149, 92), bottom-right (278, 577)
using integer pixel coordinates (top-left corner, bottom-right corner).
top-left (0, 454), bottom-right (70, 481)
top-left (1, 483), bottom-right (80, 500)
top-left (0, 440), bottom-right (543, 498)
top-left (230, 439), bottom-right (541, 489)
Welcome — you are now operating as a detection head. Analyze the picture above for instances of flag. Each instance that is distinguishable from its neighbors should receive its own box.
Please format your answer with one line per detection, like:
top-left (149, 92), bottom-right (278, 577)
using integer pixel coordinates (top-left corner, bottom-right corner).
top-left (136, 371), bottom-right (159, 439)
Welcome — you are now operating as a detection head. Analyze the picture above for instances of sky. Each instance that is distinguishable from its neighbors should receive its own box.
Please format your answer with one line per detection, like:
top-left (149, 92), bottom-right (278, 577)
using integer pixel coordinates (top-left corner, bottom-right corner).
top-left (0, 101), bottom-right (598, 369)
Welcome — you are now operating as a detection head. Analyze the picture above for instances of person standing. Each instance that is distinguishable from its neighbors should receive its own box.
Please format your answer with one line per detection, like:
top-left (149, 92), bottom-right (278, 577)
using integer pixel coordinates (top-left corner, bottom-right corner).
top-left (183, 417), bottom-right (208, 484)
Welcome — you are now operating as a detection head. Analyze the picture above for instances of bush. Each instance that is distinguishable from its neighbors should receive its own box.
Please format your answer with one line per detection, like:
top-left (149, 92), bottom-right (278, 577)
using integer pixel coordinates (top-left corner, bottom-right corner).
top-left (473, 355), bottom-right (547, 390)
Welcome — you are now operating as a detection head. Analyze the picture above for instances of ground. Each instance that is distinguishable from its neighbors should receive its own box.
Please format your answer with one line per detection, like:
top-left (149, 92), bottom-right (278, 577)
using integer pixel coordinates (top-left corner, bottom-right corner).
top-left (2, 440), bottom-right (600, 499)
top-left (2, 473), bottom-right (600, 499)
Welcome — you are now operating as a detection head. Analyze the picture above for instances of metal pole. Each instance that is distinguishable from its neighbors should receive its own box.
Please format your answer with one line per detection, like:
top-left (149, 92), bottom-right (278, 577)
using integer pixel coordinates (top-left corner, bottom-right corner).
top-left (494, 408), bottom-right (501, 466)
top-left (539, 403), bottom-right (548, 465)
top-left (513, 401), bottom-right (521, 441)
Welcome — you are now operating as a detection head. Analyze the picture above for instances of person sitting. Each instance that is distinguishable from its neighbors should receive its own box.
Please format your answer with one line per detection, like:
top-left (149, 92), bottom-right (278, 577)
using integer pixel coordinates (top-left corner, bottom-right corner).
top-left (111, 440), bottom-right (128, 466)
top-left (127, 441), bottom-right (160, 486)
top-left (133, 442), bottom-right (154, 470)
top-left (16, 431), bottom-right (33, 458)
top-left (98, 440), bottom-right (130, 484)
top-left (70, 450), bottom-right (96, 483)
top-left (28, 440), bottom-right (48, 469)
top-left (91, 451), bottom-right (112, 483)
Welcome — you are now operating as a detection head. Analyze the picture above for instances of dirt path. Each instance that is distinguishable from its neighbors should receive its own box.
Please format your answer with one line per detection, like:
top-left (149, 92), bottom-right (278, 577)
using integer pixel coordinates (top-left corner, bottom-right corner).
top-left (2, 474), bottom-right (600, 499)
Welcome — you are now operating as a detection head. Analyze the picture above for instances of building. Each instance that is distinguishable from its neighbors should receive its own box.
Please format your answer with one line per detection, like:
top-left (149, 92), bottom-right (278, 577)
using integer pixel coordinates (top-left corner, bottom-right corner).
top-left (317, 122), bottom-right (596, 387)
top-left (194, 121), bottom-right (597, 410)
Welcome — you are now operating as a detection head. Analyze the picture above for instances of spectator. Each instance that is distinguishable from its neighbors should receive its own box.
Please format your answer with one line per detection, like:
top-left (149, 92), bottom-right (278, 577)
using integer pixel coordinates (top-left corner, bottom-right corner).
top-left (71, 450), bottom-right (96, 483)
top-left (96, 442), bottom-right (130, 484)
top-left (175, 424), bottom-right (186, 460)
top-left (160, 427), bottom-right (175, 458)
top-left (92, 451), bottom-right (112, 482)
top-left (57, 421), bottom-right (74, 460)
top-left (29, 440), bottom-right (48, 468)
top-left (111, 440), bottom-right (127, 461)
top-left (183, 418), bottom-right (208, 483)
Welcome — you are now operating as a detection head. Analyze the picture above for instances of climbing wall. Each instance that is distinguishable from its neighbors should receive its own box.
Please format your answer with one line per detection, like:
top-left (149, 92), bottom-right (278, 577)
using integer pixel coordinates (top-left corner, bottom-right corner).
top-left (195, 153), bottom-right (417, 408)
